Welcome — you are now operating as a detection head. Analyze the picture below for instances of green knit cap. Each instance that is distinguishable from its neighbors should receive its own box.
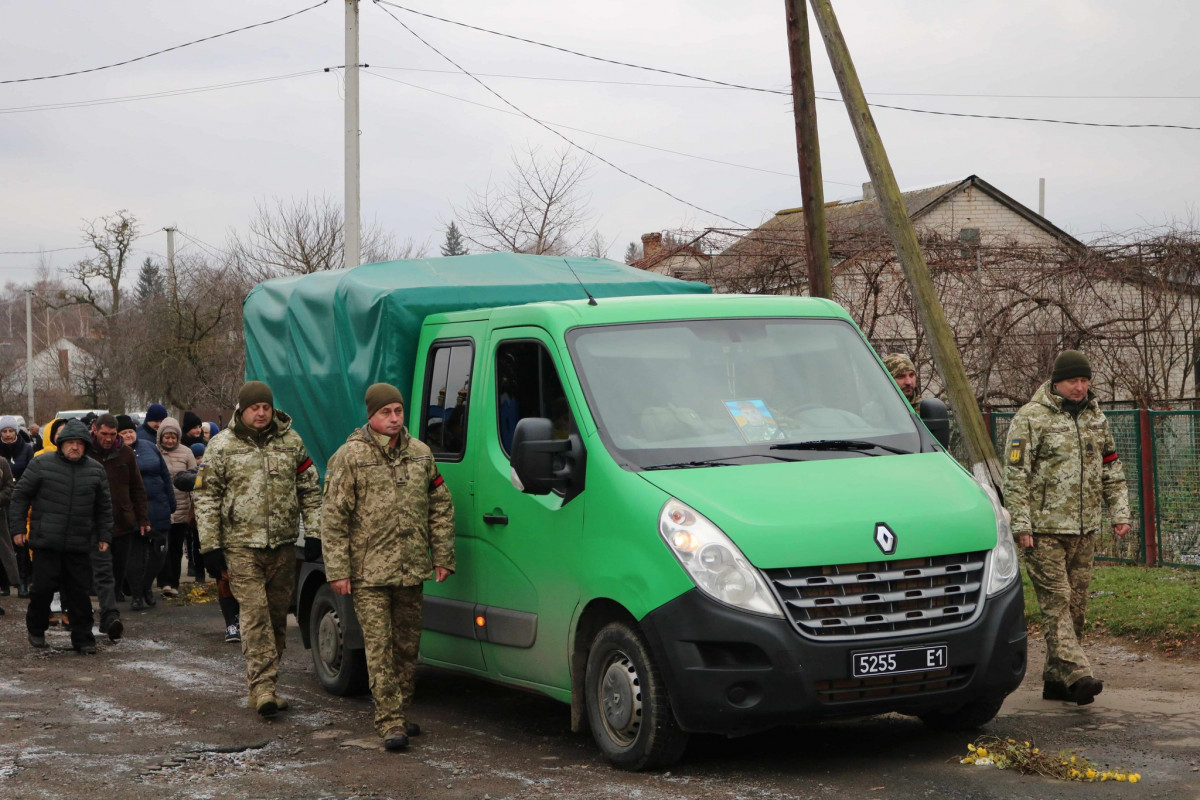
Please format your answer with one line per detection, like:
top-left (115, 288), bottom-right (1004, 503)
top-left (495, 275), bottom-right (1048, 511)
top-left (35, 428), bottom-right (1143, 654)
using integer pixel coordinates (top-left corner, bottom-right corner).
top-left (365, 382), bottom-right (405, 418)
top-left (238, 380), bottom-right (273, 410)
top-left (1051, 350), bottom-right (1092, 383)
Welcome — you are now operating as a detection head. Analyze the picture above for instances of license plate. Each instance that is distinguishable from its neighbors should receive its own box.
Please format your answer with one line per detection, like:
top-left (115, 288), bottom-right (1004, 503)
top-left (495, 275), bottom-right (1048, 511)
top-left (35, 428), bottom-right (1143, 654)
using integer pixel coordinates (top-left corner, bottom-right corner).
top-left (851, 644), bottom-right (948, 678)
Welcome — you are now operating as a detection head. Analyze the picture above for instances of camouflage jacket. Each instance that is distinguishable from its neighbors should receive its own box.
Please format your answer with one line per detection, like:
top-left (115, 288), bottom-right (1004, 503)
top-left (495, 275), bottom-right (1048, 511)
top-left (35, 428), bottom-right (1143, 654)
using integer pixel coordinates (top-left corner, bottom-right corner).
top-left (1003, 381), bottom-right (1131, 537)
top-left (193, 408), bottom-right (322, 553)
top-left (321, 425), bottom-right (455, 588)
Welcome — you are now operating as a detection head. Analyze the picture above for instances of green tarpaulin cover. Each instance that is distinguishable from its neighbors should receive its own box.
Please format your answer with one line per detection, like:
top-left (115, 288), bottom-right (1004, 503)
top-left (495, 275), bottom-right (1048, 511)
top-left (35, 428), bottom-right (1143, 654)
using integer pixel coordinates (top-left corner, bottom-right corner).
top-left (243, 253), bottom-right (711, 472)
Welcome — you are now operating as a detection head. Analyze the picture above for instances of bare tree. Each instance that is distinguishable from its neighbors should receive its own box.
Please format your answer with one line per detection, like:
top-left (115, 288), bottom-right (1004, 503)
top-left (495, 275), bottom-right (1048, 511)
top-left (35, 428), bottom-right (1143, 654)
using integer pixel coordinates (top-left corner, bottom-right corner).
top-left (68, 209), bottom-right (138, 318)
top-left (582, 230), bottom-right (610, 259)
top-left (455, 146), bottom-right (594, 256)
top-left (228, 194), bottom-right (425, 282)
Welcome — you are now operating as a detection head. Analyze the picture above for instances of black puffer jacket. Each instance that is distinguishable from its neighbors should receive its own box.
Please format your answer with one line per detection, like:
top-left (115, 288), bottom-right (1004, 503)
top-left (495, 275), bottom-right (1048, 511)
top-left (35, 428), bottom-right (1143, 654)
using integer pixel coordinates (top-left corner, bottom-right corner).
top-left (8, 420), bottom-right (113, 553)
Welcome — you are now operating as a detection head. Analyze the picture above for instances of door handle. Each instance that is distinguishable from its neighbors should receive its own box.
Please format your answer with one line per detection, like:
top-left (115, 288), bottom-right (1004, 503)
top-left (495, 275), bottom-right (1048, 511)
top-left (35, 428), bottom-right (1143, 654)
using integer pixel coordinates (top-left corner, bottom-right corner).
top-left (483, 513), bottom-right (509, 525)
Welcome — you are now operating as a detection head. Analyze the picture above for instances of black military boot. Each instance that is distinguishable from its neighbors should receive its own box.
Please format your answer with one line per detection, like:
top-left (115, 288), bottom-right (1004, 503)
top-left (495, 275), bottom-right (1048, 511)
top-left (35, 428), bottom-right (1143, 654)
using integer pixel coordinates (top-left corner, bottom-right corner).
top-left (1068, 676), bottom-right (1103, 705)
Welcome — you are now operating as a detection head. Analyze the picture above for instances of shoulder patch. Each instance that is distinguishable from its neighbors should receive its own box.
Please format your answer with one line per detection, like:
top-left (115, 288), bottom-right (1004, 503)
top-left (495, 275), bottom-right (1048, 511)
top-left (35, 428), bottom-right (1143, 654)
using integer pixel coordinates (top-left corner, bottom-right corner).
top-left (194, 464), bottom-right (208, 490)
top-left (1008, 438), bottom-right (1026, 466)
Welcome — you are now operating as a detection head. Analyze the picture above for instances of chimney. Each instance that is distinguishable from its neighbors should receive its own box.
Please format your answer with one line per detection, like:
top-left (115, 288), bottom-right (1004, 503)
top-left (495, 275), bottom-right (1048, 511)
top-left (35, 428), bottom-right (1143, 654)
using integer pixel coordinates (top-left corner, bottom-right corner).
top-left (641, 232), bottom-right (663, 260)
top-left (862, 182), bottom-right (875, 201)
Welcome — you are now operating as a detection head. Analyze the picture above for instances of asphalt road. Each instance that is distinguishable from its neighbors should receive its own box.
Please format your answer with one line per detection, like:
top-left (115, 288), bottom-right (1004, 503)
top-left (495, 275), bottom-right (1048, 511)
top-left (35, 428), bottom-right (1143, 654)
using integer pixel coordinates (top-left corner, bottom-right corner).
top-left (1, 588), bottom-right (1198, 799)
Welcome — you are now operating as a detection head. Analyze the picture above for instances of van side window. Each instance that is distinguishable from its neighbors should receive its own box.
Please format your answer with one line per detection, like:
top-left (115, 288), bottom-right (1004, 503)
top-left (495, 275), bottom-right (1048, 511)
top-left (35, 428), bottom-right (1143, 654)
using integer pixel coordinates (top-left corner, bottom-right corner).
top-left (496, 340), bottom-right (572, 457)
top-left (422, 340), bottom-right (473, 459)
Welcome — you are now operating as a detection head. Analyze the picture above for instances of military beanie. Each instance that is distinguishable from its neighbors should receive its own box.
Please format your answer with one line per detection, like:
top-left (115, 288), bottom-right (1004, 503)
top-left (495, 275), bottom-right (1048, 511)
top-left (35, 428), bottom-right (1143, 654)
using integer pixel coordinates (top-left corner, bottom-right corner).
top-left (365, 382), bottom-right (405, 418)
top-left (238, 381), bottom-right (273, 410)
top-left (1052, 350), bottom-right (1092, 383)
top-left (883, 353), bottom-right (916, 379)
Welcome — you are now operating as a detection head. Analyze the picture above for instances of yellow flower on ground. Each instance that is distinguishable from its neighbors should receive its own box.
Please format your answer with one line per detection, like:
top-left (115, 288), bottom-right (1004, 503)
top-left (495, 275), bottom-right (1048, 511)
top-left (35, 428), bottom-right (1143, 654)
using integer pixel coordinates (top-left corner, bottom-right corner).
top-left (1129, 774), bottom-right (1141, 783)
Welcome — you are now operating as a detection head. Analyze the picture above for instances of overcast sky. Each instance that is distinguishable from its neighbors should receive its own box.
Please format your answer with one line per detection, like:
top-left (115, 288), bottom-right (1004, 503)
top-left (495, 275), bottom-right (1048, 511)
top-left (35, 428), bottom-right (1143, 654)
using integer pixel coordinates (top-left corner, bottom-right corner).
top-left (2, 0), bottom-right (1198, 283)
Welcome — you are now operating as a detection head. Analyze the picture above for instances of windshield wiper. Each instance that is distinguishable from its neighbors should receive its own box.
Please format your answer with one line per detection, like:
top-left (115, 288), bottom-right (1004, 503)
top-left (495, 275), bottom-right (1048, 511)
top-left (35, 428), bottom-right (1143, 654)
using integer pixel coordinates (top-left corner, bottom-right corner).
top-left (643, 453), bottom-right (804, 470)
top-left (770, 439), bottom-right (912, 456)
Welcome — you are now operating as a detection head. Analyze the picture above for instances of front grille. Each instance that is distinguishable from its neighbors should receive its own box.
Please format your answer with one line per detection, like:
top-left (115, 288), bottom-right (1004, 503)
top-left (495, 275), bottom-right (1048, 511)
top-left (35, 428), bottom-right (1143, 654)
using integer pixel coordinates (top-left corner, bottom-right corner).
top-left (814, 666), bottom-right (973, 704)
top-left (764, 551), bottom-right (987, 639)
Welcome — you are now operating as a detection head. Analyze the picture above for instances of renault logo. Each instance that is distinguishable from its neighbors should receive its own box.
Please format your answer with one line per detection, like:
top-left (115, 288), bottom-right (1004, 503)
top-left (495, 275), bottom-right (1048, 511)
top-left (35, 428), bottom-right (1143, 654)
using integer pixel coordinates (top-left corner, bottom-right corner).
top-left (874, 523), bottom-right (897, 555)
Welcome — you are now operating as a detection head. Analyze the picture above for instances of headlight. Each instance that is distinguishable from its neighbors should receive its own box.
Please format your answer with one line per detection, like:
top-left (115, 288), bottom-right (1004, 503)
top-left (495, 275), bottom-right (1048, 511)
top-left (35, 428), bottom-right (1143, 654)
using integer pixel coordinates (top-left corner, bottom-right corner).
top-left (658, 498), bottom-right (782, 617)
top-left (981, 481), bottom-right (1019, 595)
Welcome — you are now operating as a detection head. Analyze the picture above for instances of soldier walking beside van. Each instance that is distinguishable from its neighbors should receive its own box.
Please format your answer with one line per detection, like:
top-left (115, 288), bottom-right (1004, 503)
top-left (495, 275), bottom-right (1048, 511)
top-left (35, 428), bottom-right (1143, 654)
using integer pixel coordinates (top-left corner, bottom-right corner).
top-left (1003, 350), bottom-right (1131, 706)
top-left (194, 381), bottom-right (322, 716)
top-left (321, 383), bottom-right (455, 752)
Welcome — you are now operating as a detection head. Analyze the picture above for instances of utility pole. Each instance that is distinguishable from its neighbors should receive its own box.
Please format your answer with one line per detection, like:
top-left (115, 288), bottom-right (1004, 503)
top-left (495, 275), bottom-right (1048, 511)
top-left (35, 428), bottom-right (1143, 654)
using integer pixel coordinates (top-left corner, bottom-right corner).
top-left (25, 289), bottom-right (35, 422)
top-left (164, 226), bottom-right (178, 302)
top-left (808, 0), bottom-right (1002, 490)
top-left (344, 0), bottom-right (362, 271)
top-left (784, 0), bottom-right (832, 299)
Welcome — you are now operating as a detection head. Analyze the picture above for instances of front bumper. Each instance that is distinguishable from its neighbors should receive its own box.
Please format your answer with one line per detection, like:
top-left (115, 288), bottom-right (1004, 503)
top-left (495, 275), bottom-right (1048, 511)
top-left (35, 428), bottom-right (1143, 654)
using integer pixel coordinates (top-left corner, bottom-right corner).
top-left (639, 578), bottom-right (1026, 735)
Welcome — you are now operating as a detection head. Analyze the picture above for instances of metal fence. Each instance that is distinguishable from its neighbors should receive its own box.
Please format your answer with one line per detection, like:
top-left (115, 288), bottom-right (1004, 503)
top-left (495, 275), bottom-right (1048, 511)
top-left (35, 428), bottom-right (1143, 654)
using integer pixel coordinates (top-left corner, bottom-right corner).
top-left (949, 406), bottom-right (1200, 568)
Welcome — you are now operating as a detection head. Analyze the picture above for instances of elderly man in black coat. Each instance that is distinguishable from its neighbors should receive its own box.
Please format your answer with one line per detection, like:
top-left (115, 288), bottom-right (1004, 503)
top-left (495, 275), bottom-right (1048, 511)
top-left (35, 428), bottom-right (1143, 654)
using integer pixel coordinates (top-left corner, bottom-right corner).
top-left (9, 419), bottom-right (113, 654)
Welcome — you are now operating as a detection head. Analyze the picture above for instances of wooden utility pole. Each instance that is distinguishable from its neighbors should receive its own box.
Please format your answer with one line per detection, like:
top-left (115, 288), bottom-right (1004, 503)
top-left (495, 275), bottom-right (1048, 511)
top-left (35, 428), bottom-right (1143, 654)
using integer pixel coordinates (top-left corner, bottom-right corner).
top-left (808, 0), bottom-right (1002, 489)
top-left (784, 0), bottom-right (832, 299)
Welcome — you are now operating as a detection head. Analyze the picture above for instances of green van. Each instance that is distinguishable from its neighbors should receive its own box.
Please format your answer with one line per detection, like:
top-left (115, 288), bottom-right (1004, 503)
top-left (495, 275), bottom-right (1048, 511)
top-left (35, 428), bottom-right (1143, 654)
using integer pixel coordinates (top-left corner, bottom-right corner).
top-left (249, 254), bottom-right (1025, 770)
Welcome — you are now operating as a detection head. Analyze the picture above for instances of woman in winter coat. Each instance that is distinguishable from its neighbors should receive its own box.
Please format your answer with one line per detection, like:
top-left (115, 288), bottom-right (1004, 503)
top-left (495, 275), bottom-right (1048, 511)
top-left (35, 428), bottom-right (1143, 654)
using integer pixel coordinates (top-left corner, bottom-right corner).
top-left (0, 415), bottom-right (34, 596)
top-left (156, 417), bottom-right (196, 597)
top-left (121, 415), bottom-right (176, 609)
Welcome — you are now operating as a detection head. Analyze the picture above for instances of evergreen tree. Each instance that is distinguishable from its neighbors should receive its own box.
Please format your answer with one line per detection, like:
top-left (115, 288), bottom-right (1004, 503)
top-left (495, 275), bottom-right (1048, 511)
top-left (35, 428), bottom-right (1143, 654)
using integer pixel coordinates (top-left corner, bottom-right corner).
top-left (135, 257), bottom-right (166, 304)
top-left (440, 221), bottom-right (469, 256)
top-left (624, 241), bottom-right (641, 264)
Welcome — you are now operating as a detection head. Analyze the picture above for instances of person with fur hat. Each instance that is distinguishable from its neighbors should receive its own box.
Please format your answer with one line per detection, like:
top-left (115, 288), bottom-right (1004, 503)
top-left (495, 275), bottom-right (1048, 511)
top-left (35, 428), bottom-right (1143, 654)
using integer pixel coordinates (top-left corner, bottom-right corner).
top-left (882, 353), bottom-right (920, 408)
top-left (155, 416), bottom-right (196, 599)
top-left (9, 419), bottom-right (113, 654)
top-left (321, 382), bottom-right (455, 751)
top-left (1003, 350), bottom-right (1131, 707)
top-left (193, 380), bottom-right (322, 716)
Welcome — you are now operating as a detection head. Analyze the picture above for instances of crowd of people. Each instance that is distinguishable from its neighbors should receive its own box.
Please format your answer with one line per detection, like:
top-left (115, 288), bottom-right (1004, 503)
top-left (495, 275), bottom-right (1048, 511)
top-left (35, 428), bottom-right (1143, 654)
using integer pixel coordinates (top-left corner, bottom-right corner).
top-left (0, 407), bottom-right (238, 647)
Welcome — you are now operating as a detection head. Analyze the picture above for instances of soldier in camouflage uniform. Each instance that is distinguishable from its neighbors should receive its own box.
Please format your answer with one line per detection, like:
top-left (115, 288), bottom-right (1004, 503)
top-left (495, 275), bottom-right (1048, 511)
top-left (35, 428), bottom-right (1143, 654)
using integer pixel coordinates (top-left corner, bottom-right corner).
top-left (321, 383), bottom-right (455, 751)
top-left (194, 381), bottom-right (322, 716)
top-left (1003, 350), bottom-right (1131, 706)
top-left (883, 353), bottom-right (920, 408)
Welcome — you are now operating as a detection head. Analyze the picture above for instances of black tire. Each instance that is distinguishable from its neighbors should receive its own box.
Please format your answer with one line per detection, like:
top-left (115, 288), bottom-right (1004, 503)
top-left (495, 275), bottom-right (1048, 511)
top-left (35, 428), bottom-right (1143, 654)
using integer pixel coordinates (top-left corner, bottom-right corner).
top-left (309, 584), bottom-right (368, 696)
top-left (584, 621), bottom-right (689, 771)
top-left (918, 696), bottom-right (1005, 732)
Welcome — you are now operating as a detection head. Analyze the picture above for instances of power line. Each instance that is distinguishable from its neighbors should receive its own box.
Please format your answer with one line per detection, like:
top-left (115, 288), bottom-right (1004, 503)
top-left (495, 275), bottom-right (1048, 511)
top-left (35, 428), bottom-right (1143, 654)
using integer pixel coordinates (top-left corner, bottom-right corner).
top-left (0, 230), bottom-right (159, 258)
top-left (369, 2), bottom-right (747, 228)
top-left (374, 1), bottom-right (1200, 133)
top-left (0, 70), bottom-right (325, 115)
top-left (174, 229), bottom-right (229, 260)
top-left (1, 0), bottom-right (329, 85)
top-left (365, 70), bottom-right (860, 187)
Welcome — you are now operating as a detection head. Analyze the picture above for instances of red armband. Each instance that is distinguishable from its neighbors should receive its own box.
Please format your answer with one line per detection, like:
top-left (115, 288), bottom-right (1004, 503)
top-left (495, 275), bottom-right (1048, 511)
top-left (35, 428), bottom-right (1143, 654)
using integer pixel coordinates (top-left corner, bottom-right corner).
top-left (1102, 451), bottom-right (1119, 464)
top-left (297, 457), bottom-right (313, 474)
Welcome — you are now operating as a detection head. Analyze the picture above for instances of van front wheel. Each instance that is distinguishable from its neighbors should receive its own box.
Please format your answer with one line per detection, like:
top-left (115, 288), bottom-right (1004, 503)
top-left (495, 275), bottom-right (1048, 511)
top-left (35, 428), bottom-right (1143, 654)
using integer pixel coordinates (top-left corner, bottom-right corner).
top-left (309, 584), bottom-right (368, 696)
top-left (584, 622), bottom-right (688, 770)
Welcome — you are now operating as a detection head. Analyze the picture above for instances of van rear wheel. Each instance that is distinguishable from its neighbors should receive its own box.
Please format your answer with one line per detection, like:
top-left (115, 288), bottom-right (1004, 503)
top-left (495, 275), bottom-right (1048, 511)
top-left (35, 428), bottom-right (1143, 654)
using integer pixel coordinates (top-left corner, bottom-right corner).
top-left (309, 584), bottom-right (368, 696)
top-left (584, 621), bottom-right (688, 770)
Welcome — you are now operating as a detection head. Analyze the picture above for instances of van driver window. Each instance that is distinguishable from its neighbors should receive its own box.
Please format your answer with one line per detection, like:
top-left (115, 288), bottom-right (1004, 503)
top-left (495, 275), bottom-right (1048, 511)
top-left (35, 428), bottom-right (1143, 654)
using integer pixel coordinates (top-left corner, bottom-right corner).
top-left (423, 341), bottom-right (473, 459)
top-left (496, 341), bottom-right (572, 457)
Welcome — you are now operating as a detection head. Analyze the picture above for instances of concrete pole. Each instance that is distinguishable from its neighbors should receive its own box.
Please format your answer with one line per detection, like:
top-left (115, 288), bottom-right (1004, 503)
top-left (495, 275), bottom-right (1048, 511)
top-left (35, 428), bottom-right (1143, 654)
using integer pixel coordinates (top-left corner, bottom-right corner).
top-left (25, 289), bottom-right (34, 422)
top-left (165, 226), bottom-right (177, 302)
top-left (784, 0), bottom-right (832, 298)
top-left (344, 0), bottom-right (362, 271)
top-left (1038, 178), bottom-right (1046, 217)
top-left (808, 0), bottom-right (1002, 490)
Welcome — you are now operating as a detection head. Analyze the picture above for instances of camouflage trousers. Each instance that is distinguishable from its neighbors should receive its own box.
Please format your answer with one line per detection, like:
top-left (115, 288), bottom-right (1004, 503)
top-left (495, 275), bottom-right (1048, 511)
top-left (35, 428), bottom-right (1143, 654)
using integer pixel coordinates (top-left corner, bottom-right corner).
top-left (225, 546), bottom-right (294, 702)
top-left (1025, 533), bottom-right (1095, 686)
top-left (352, 584), bottom-right (423, 737)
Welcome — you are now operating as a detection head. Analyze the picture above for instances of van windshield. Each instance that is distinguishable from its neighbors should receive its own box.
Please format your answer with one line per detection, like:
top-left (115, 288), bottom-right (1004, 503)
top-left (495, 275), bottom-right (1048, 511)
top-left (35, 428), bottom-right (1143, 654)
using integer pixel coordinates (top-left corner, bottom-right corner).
top-left (567, 317), bottom-right (921, 469)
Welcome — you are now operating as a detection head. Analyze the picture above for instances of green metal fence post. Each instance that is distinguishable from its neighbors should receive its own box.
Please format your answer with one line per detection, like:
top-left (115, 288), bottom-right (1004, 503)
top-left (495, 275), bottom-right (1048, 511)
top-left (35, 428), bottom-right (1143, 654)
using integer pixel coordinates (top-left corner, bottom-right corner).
top-left (1140, 407), bottom-right (1158, 565)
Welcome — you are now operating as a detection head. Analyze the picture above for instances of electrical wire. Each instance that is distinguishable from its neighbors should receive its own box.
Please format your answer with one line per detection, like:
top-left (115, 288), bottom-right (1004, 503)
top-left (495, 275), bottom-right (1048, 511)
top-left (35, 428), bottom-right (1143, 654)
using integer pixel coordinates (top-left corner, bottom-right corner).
top-left (374, 1), bottom-right (1200, 132)
top-left (0, 70), bottom-right (325, 115)
top-left (174, 229), bottom-right (229, 260)
top-left (0, 230), bottom-right (159, 258)
top-left (365, 70), bottom-right (860, 187)
top-left (370, 2), bottom-right (748, 228)
top-left (1, 0), bottom-right (329, 85)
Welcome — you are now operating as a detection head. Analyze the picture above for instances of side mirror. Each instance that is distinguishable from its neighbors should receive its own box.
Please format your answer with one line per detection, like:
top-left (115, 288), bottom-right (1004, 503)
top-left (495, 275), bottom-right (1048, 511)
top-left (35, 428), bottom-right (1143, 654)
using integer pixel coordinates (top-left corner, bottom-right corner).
top-left (510, 417), bottom-right (586, 504)
top-left (918, 398), bottom-right (951, 449)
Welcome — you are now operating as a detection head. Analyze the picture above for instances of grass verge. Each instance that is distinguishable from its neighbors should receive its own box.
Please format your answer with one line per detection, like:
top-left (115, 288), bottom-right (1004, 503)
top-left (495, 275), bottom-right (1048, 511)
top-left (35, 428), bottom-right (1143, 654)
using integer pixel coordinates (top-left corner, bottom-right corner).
top-left (1022, 563), bottom-right (1200, 654)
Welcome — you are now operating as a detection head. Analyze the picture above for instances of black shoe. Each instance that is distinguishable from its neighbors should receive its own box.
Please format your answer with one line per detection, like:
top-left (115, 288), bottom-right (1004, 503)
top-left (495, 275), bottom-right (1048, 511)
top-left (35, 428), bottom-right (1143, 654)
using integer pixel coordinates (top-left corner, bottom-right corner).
top-left (29, 632), bottom-right (47, 648)
top-left (383, 729), bottom-right (409, 751)
top-left (106, 618), bottom-right (124, 642)
top-left (405, 721), bottom-right (421, 737)
top-left (76, 642), bottom-right (98, 655)
top-left (143, 591), bottom-right (157, 608)
top-left (17, 583), bottom-right (29, 598)
top-left (130, 596), bottom-right (145, 611)
top-left (0, 586), bottom-right (10, 596)
top-left (115, 591), bottom-right (126, 602)
top-left (1042, 680), bottom-right (1072, 701)
top-left (1068, 676), bottom-right (1103, 705)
